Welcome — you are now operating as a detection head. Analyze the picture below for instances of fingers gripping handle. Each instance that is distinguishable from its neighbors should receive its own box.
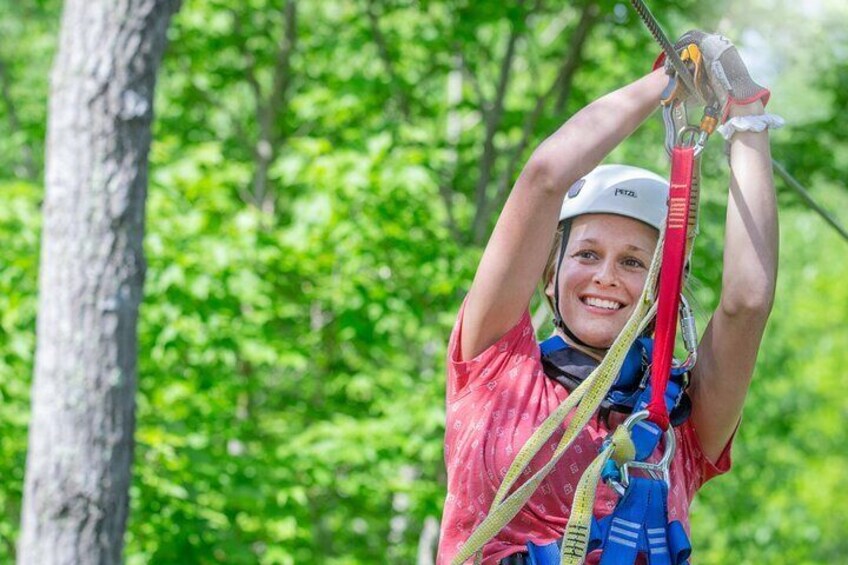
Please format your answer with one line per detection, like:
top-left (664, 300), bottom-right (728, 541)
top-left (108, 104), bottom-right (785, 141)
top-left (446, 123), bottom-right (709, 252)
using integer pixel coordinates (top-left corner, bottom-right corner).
top-left (656, 30), bottom-right (770, 121)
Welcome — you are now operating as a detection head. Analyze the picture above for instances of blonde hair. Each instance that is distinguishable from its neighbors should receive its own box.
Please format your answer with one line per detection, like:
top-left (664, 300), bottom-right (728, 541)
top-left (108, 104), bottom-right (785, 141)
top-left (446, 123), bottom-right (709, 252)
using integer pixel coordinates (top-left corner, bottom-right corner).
top-left (541, 221), bottom-right (569, 316)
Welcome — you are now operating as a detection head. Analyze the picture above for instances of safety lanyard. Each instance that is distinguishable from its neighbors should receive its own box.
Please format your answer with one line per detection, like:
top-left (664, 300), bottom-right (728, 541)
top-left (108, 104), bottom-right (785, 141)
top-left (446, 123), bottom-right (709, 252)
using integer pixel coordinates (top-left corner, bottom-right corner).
top-left (646, 146), bottom-right (694, 430)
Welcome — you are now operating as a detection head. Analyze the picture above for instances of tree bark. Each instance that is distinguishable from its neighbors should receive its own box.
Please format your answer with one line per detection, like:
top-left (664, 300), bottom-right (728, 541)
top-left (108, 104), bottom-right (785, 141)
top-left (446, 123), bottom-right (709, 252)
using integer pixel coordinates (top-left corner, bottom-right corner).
top-left (18, 1), bottom-right (179, 564)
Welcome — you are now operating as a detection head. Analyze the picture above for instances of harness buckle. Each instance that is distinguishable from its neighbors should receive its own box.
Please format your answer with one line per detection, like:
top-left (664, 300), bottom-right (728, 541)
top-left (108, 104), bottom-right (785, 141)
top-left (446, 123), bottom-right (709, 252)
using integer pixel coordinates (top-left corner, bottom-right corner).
top-left (608, 410), bottom-right (676, 497)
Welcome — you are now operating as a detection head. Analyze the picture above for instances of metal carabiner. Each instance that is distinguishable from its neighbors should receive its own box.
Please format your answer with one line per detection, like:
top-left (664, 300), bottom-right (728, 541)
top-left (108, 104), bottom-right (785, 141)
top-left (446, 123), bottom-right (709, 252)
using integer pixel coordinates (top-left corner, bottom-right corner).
top-left (608, 410), bottom-right (676, 497)
top-left (661, 84), bottom-right (689, 155)
top-left (661, 74), bottom-right (721, 157)
top-left (673, 293), bottom-right (698, 372)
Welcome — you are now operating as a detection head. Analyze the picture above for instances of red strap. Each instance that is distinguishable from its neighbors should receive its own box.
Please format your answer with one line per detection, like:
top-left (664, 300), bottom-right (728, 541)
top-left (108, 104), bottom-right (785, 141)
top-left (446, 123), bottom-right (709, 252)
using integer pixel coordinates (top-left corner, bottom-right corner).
top-left (721, 89), bottom-right (772, 122)
top-left (647, 146), bottom-right (694, 429)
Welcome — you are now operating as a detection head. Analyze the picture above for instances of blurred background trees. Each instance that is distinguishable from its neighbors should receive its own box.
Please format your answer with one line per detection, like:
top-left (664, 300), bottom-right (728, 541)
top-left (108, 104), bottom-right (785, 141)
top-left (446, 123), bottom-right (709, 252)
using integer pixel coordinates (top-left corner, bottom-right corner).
top-left (1, 0), bottom-right (846, 563)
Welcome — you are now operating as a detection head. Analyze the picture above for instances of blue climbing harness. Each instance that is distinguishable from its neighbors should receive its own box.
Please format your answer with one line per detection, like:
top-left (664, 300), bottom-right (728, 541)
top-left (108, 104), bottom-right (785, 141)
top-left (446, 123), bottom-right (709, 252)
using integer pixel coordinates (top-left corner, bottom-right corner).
top-left (587, 477), bottom-right (691, 565)
top-left (540, 335), bottom-right (690, 460)
top-left (527, 337), bottom-right (692, 564)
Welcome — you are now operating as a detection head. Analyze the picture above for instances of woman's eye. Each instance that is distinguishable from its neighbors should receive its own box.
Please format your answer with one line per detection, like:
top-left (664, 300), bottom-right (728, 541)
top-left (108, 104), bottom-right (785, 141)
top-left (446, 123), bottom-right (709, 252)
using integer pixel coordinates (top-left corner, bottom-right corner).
top-left (574, 250), bottom-right (597, 260)
top-left (623, 257), bottom-right (646, 269)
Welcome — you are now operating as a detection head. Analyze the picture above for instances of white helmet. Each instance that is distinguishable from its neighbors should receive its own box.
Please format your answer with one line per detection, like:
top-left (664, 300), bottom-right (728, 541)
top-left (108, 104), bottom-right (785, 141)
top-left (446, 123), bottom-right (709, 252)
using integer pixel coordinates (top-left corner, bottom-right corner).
top-left (559, 164), bottom-right (668, 230)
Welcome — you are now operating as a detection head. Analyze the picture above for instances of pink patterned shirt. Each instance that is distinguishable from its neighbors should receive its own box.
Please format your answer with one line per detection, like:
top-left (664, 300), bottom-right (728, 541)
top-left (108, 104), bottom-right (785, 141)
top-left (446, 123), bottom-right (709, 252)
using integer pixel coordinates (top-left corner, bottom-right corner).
top-left (437, 303), bottom-right (732, 564)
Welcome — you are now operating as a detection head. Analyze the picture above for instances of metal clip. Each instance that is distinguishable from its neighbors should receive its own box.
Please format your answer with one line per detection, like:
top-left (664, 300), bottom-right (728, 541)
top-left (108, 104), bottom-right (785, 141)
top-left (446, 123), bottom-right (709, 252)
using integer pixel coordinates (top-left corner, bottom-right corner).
top-left (673, 293), bottom-right (698, 372)
top-left (661, 83), bottom-right (688, 154)
top-left (608, 410), bottom-right (676, 497)
top-left (661, 77), bottom-right (721, 157)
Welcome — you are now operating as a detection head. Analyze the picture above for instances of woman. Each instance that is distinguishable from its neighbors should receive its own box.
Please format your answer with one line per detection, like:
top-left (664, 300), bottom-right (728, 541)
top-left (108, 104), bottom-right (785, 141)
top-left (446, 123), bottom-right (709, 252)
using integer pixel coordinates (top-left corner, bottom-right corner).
top-left (438, 31), bottom-right (779, 564)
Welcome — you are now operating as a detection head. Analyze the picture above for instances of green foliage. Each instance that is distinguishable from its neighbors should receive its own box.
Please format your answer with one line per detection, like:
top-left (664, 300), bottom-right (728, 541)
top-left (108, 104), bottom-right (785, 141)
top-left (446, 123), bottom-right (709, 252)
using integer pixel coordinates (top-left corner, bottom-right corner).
top-left (692, 191), bottom-right (848, 563)
top-left (0, 181), bottom-right (40, 559)
top-left (0, 0), bottom-right (847, 563)
top-left (0, 0), bottom-right (58, 181)
top-left (129, 129), bottom-right (462, 562)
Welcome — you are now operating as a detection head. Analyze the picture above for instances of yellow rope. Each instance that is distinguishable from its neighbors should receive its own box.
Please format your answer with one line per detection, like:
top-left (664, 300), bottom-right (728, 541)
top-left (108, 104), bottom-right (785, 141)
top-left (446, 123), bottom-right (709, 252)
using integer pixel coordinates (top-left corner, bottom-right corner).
top-left (561, 427), bottom-right (636, 564)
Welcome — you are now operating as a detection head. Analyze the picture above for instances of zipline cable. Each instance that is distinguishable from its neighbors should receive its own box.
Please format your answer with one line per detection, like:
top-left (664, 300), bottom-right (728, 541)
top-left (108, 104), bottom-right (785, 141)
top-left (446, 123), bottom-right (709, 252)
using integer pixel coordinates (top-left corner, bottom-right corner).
top-left (771, 158), bottom-right (848, 243)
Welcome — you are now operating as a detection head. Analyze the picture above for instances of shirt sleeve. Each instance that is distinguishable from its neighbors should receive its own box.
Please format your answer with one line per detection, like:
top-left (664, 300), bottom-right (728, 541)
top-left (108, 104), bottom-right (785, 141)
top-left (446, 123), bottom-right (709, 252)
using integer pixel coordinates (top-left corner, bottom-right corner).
top-left (676, 417), bottom-right (735, 497)
top-left (446, 298), bottom-right (538, 401)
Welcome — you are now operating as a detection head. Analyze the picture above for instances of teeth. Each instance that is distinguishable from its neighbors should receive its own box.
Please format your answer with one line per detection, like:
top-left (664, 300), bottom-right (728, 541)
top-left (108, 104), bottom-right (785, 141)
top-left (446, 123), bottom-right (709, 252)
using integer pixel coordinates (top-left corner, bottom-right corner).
top-left (584, 297), bottom-right (622, 310)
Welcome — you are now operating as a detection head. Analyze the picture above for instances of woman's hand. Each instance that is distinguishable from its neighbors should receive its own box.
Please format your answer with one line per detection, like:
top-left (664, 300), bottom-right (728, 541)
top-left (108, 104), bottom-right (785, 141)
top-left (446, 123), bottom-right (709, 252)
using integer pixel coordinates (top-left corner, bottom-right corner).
top-left (669, 30), bottom-right (770, 120)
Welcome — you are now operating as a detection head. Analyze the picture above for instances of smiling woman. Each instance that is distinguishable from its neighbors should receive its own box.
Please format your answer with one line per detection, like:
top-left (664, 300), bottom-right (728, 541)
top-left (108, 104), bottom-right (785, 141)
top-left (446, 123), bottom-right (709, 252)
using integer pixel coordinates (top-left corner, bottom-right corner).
top-left (438, 31), bottom-right (778, 563)
top-left (552, 213), bottom-right (658, 352)
top-left (542, 164), bottom-right (668, 356)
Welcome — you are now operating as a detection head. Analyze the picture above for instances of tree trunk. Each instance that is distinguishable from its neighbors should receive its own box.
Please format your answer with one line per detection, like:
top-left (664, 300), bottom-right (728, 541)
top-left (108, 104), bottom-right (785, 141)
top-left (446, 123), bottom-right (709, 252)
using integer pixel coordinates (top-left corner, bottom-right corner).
top-left (19, 1), bottom-right (179, 563)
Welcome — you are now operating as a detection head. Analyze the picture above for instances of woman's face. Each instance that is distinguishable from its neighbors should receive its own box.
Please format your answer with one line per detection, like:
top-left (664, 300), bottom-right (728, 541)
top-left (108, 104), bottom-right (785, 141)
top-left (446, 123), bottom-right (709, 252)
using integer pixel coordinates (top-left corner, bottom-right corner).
top-left (548, 214), bottom-right (658, 349)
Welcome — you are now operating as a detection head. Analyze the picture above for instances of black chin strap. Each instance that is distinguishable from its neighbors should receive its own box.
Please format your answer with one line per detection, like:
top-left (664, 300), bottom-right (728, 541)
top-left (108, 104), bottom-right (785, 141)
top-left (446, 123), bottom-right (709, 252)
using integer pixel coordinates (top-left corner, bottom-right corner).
top-left (552, 220), bottom-right (608, 351)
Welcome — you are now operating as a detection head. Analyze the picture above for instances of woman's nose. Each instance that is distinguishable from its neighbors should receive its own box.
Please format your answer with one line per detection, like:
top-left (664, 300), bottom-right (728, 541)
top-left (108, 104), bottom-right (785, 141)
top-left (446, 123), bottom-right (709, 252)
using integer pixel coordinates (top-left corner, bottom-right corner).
top-left (592, 260), bottom-right (619, 286)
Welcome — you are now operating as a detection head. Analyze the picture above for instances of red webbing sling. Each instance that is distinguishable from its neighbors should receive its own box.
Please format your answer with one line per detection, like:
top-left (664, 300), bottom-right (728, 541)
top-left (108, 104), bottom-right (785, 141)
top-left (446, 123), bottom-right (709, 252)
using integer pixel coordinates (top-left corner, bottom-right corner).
top-left (646, 146), bottom-right (695, 430)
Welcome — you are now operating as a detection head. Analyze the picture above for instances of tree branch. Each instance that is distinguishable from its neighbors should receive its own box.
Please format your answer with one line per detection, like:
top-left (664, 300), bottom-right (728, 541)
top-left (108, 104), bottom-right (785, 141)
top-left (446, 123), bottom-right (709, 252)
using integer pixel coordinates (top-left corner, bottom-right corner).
top-left (483, 1), bottom-right (599, 230)
top-left (232, 8), bottom-right (266, 209)
top-left (254, 0), bottom-right (298, 213)
top-left (470, 6), bottom-right (526, 244)
top-left (458, 51), bottom-right (489, 121)
top-left (365, 0), bottom-right (411, 118)
top-left (0, 56), bottom-right (36, 179)
top-left (233, 1), bottom-right (298, 212)
top-left (554, 0), bottom-right (597, 114)
top-left (271, 0), bottom-right (298, 110)
top-left (231, 7), bottom-right (265, 108)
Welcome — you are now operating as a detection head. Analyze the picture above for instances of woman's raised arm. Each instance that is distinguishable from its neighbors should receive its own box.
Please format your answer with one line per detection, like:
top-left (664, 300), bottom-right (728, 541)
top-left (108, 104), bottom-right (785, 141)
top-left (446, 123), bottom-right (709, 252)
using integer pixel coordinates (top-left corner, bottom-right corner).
top-left (460, 69), bottom-right (668, 361)
top-left (657, 32), bottom-right (782, 461)
top-left (690, 100), bottom-right (779, 461)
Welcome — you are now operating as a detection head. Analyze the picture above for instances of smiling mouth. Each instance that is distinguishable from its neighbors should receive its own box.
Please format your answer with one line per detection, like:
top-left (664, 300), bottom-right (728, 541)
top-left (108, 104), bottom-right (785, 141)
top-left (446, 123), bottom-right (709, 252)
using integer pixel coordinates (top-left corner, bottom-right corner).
top-left (581, 296), bottom-right (624, 311)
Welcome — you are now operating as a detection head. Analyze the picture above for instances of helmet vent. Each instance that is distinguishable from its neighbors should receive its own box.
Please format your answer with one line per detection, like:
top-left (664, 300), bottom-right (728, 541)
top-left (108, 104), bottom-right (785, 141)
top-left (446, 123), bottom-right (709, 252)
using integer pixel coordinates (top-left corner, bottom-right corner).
top-left (567, 179), bottom-right (585, 198)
